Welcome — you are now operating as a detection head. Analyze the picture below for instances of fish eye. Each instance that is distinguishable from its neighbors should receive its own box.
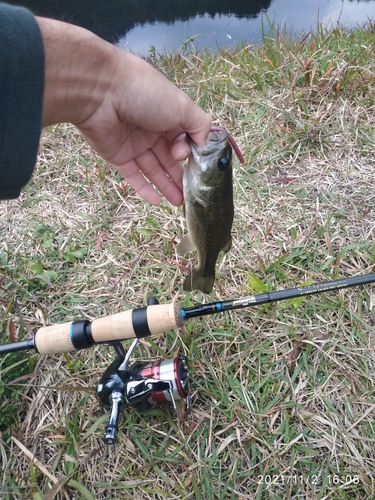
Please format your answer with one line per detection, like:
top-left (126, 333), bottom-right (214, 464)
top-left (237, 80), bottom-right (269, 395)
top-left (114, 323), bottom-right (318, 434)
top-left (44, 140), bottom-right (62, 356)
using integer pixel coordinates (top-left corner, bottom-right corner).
top-left (218, 157), bottom-right (230, 171)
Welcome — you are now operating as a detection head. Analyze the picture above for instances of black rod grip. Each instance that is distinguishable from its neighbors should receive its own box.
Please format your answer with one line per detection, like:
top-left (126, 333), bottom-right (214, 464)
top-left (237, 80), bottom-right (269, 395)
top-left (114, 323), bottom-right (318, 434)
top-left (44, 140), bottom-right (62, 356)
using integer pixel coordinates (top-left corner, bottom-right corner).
top-left (0, 338), bottom-right (35, 355)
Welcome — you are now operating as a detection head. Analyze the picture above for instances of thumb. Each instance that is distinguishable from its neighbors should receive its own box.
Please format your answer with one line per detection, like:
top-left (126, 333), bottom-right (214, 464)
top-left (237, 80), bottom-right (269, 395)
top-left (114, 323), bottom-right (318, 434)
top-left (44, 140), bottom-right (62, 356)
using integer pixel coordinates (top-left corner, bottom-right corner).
top-left (184, 113), bottom-right (212, 147)
top-left (178, 95), bottom-right (211, 147)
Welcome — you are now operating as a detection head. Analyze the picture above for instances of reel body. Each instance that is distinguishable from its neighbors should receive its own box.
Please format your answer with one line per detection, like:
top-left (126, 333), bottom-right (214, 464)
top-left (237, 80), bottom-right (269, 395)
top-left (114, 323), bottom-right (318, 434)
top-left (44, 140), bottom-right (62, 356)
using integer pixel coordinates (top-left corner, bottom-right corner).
top-left (97, 339), bottom-right (189, 444)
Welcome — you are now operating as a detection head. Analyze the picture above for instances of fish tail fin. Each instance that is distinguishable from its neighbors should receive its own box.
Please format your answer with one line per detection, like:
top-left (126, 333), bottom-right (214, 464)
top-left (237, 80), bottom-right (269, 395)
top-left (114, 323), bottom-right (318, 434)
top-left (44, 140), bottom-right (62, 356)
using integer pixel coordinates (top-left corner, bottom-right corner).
top-left (183, 269), bottom-right (215, 294)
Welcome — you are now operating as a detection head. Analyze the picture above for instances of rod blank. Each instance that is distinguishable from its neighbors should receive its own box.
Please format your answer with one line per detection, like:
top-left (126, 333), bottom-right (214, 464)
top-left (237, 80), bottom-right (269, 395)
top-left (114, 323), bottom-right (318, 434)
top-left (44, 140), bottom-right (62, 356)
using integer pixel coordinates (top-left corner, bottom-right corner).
top-left (0, 338), bottom-right (35, 355)
top-left (182, 272), bottom-right (375, 319)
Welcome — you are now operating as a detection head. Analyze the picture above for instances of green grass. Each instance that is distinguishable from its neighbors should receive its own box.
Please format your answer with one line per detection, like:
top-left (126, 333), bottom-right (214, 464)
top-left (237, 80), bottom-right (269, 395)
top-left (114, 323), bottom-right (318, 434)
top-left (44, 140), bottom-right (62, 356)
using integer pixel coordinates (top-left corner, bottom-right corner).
top-left (1, 21), bottom-right (375, 500)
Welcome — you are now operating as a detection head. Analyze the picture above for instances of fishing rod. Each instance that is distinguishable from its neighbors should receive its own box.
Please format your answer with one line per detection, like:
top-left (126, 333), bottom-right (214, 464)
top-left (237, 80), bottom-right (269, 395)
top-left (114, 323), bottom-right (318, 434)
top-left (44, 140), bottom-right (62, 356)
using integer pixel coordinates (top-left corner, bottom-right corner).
top-left (1, 272), bottom-right (374, 356)
top-left (1, 272), bottom-right (374, 443)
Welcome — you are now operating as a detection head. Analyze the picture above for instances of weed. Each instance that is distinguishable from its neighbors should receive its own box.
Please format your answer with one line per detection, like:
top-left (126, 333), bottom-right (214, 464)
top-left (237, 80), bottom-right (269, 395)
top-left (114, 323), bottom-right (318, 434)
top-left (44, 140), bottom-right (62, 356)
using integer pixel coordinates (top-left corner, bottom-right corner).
top-left (1, 21), bottom-right (375, 500)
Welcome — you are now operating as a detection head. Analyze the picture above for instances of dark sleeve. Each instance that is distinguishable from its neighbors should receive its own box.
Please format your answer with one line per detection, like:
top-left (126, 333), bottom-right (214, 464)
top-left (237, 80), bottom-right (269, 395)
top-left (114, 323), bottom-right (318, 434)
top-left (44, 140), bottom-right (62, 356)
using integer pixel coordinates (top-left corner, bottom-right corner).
top-left (0, 3), bottom-right (44, 199)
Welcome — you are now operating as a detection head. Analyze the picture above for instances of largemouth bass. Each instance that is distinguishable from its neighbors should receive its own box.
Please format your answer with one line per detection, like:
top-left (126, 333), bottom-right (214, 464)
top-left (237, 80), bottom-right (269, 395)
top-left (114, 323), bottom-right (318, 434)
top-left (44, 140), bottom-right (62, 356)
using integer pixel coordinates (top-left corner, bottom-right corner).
top-left (177, 129), bottom-right (235, 294)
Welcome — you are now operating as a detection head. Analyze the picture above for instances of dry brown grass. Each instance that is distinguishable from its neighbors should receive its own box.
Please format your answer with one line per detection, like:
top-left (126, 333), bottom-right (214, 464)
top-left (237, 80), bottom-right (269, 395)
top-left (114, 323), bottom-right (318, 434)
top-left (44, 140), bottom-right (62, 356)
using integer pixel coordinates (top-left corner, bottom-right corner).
top-left (1, 24), bottom-right (375, 500)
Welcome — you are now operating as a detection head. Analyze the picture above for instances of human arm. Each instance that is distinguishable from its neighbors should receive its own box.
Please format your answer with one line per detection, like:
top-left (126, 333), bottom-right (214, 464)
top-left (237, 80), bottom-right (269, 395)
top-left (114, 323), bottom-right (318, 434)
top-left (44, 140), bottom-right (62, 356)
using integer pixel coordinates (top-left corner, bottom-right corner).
top-left (0, 4), bottom-right (44, 199)
top-left (36, 17), bottom-right (211, 206)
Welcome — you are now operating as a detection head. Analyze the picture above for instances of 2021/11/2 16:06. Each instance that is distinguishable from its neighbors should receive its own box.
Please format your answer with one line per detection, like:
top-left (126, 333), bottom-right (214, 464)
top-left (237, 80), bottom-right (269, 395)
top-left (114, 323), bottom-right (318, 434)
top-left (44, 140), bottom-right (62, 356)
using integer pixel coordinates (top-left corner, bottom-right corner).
top-left (257, 474), bottom-right (360, 486)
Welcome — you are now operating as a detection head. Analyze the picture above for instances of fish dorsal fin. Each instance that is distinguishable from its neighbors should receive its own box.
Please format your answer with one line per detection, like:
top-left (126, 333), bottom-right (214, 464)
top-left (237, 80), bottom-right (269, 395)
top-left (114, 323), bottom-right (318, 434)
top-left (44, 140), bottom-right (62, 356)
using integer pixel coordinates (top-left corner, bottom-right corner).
top-left (177, 234), bottom-right (196, 255)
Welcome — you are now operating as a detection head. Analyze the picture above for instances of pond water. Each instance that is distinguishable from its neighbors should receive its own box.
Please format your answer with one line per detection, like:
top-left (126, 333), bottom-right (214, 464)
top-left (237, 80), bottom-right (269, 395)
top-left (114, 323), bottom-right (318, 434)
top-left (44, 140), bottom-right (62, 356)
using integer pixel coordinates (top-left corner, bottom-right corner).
top-left (121, 0), bottom-right (375, 55)
top-left (7, 0), bottom-right (375, 55)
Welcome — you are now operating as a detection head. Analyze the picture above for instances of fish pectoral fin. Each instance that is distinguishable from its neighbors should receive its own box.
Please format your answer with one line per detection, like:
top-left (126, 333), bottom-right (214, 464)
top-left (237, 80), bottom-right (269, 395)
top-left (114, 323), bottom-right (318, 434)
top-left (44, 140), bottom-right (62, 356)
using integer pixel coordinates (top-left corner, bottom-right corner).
top-left (222, 235), bottom-right (232, 253)
top-left (177, 234), bottom-right (195, 255)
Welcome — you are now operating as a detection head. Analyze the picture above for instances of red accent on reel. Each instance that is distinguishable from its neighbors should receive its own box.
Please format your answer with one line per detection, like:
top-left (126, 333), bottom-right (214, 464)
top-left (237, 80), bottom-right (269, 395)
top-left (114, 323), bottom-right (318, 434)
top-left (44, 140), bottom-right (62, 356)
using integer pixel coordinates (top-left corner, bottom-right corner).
top-left (139, 360), bottom-right (161, 380)
top-left (138, 357), bottom-right (189, 406)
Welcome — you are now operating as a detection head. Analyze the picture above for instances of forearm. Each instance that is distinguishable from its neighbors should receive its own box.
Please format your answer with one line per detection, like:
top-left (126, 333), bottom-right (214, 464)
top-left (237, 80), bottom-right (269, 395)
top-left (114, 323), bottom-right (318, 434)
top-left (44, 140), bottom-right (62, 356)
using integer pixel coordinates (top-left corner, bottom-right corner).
top-left (36, 17), bottom-right (115, 127)
top-left (36, 16), bottom-right (210, 142)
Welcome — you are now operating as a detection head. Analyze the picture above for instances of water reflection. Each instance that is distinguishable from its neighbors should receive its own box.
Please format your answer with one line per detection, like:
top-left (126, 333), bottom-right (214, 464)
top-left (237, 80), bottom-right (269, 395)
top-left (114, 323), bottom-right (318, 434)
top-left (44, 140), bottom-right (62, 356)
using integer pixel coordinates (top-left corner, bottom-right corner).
top-left (122, 0), bottom-right (375, 54)
top-left (6, 0), bottom-right (271, 42)
top-left (6, 0), bottom-right (375, 54)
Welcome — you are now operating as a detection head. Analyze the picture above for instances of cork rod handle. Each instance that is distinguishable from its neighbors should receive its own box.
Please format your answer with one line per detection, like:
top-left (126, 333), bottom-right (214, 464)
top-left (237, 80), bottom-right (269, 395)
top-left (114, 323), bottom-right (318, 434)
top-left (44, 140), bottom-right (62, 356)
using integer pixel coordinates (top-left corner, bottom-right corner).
top-left (34, 302), bottom-right (183, 355)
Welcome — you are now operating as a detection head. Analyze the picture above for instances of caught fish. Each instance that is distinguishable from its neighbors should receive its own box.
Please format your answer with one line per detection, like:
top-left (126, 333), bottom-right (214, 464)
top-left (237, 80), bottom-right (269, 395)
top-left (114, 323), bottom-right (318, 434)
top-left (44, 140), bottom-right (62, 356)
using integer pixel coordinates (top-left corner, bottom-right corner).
top-left (177, 128), bottom-right (244, 294)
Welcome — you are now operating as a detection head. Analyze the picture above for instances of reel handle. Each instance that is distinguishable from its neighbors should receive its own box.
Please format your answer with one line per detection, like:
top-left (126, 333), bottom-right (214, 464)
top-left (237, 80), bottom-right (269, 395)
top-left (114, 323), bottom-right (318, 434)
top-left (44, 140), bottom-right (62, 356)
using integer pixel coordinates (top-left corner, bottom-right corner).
top-left (103, 391), bottom-right (125, 444)
top-left (34, 302), bottom-right (183, 355)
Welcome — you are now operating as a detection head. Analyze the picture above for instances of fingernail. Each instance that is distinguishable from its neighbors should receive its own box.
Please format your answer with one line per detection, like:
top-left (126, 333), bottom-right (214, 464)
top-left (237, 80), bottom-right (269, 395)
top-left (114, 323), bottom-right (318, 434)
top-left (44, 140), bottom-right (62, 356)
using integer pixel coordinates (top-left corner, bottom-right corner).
top-left (173, 133), bottom-right (187, 144)
top-left (173, 150), bottom-right (190, 161)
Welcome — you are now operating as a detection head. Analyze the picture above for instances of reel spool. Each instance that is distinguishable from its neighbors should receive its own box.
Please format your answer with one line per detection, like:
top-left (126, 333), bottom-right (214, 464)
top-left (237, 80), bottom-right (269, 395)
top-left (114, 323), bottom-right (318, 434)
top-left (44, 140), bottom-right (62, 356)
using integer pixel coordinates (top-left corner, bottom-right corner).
top-left (131, 357), bottom-right (189, 407)
top-left (97, 338), bottom-right (189, 444)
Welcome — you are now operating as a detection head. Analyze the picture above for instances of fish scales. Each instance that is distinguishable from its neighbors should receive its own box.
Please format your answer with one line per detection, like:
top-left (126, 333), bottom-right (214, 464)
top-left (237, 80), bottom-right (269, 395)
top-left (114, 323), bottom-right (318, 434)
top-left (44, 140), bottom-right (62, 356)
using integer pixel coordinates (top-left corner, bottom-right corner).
top-left (177, 129), bottom-right (234, 294)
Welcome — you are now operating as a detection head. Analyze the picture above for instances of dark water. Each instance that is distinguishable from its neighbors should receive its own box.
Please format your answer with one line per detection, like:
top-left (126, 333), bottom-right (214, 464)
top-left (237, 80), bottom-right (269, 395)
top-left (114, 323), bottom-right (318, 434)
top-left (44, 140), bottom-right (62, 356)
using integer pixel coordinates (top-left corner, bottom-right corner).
top-left (7, 0), bottom-right (375, 54)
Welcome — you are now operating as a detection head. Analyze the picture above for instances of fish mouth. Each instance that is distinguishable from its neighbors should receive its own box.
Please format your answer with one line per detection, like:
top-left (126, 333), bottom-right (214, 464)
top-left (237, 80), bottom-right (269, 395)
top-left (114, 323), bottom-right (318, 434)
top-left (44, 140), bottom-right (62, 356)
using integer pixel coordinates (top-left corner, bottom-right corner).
top-left (188, 129), bottom-right (228, 157)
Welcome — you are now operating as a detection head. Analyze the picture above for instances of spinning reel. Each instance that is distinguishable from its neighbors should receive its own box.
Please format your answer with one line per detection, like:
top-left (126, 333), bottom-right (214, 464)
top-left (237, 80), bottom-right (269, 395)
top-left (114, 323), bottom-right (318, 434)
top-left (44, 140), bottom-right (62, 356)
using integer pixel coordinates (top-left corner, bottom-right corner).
top-left (97, 337), bottom-right (189, 444)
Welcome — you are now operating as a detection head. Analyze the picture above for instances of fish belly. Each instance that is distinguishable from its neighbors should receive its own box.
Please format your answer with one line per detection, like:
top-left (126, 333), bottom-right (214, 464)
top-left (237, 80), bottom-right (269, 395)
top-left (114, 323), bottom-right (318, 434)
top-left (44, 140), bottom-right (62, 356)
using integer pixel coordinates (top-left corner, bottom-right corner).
top-left (181, 189), bottom-right (233, 293)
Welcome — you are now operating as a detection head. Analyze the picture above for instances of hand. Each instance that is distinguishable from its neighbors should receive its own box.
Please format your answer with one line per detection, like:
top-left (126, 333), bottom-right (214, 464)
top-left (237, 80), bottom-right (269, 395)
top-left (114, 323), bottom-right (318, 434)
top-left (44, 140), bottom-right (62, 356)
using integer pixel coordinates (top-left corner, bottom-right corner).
top-left (77, 52), bottom-right (211, 206)
top-left (37, 17), bottom-right (211, 205)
